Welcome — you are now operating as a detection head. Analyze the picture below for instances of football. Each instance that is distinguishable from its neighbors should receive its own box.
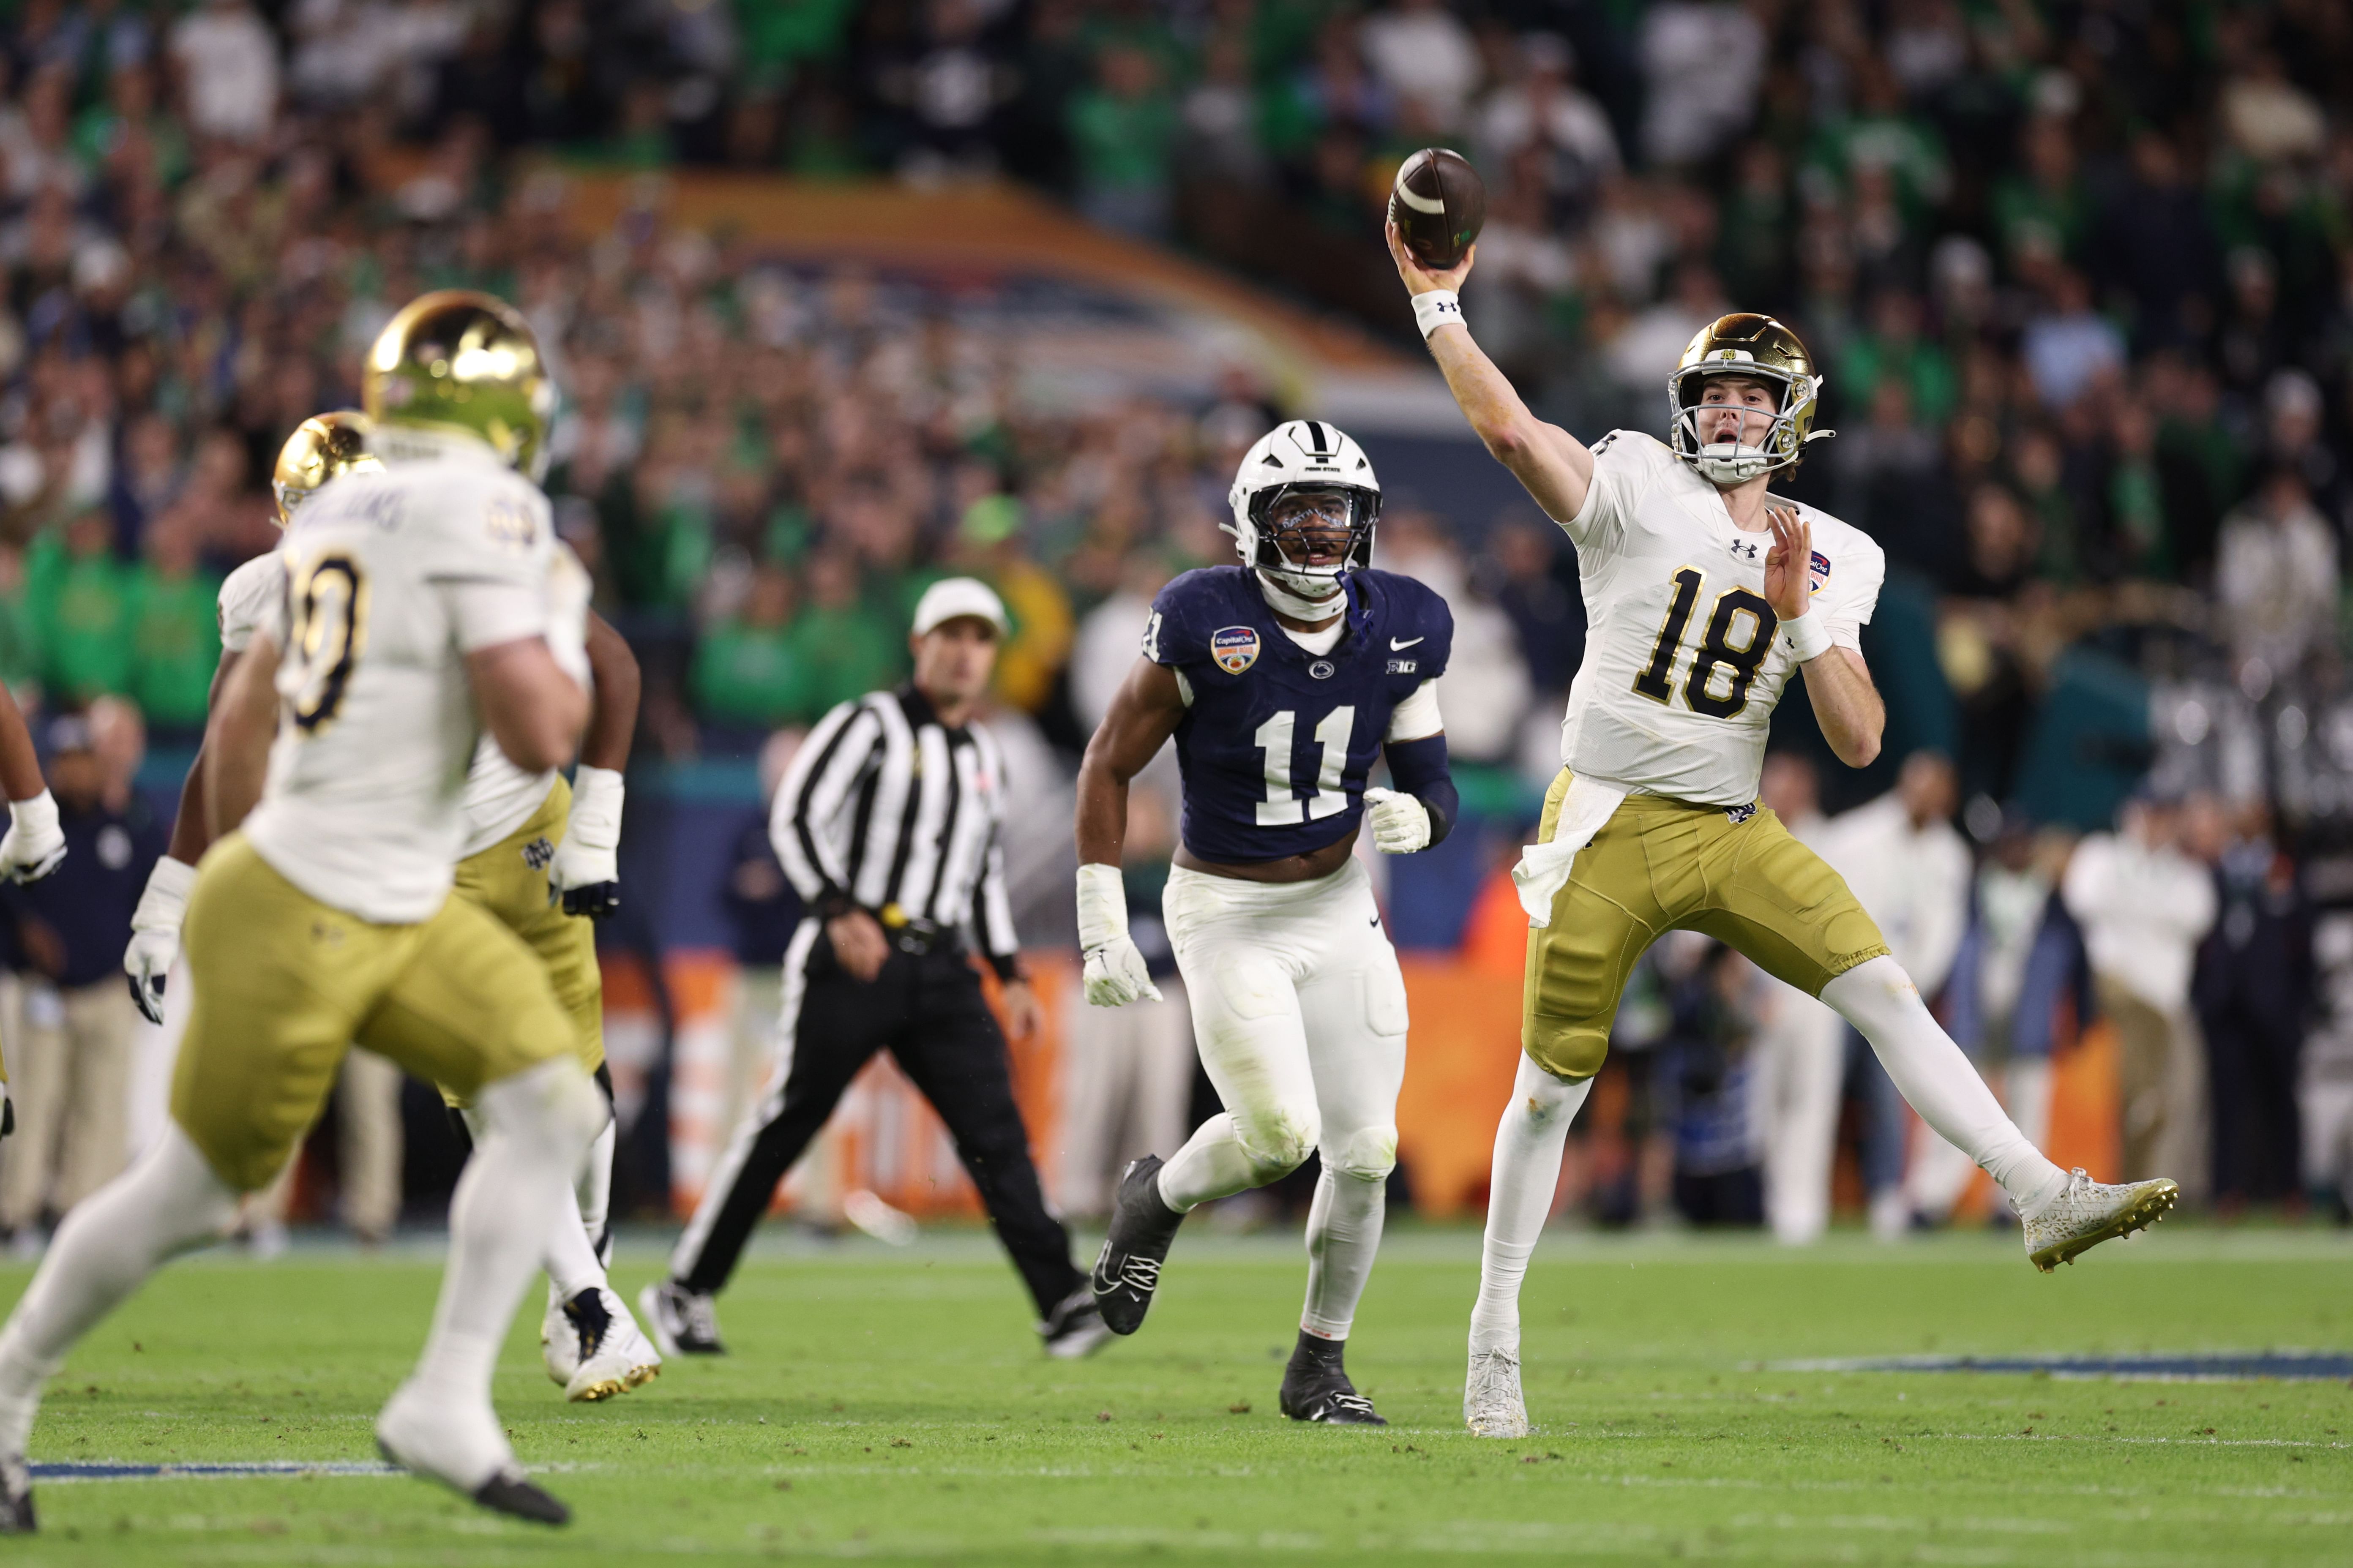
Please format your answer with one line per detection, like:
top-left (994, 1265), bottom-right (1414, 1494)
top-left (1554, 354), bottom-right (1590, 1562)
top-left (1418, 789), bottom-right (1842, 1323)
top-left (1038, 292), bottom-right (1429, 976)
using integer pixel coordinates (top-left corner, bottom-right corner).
top-left (1387, 147), bottom-right (1487, 272)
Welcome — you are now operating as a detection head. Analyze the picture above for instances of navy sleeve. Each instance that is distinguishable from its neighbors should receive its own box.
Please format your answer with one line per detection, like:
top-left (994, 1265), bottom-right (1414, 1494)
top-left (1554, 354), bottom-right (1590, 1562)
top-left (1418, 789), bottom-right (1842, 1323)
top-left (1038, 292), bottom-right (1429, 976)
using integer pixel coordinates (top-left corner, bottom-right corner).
top-left (1143, 572), bottom-right (1206, 668)
top-left (1408, 579), bottom-right (1455, 681)
top-left (1385, 732), bottom-right (1457, 846)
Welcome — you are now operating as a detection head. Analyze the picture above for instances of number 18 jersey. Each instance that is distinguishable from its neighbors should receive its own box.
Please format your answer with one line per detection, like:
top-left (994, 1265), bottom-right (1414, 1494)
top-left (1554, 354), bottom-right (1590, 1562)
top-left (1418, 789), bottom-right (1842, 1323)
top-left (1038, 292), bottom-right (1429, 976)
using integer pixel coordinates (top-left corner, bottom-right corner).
top-left (1556, 431), bottom-right (1885, 807)
top-left (240, 441), bottom-right (559, 924)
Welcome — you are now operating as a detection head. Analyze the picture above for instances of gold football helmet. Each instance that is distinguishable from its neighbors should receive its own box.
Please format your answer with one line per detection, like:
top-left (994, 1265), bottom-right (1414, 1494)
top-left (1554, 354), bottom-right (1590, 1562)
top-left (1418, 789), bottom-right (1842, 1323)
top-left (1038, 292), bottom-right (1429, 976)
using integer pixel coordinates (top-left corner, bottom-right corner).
top-left (363, 289), bottom-right (553, 478)
top-left (1668, 314), bottom-right (1829, 484)
top-left (271, 410), bottom-right (382, 526)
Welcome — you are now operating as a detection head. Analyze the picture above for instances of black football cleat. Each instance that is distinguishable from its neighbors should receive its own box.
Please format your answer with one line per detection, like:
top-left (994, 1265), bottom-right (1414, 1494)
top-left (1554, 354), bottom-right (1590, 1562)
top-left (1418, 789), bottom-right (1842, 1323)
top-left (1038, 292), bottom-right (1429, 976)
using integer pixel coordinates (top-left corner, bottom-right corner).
top-left (0, 1453), bottom-right (33, 1533)
top-left (1091, 1156), bottom-right (1185, 1336)
top-left (1279, 1333), bottom-right (1387, 1426)
top-left (638, 1280), bottom-right (725, 1357)
top-left (472, 1467), bottom-right (570, 1525)
top-left (1038, 1287), bottom-right (1114, 1359)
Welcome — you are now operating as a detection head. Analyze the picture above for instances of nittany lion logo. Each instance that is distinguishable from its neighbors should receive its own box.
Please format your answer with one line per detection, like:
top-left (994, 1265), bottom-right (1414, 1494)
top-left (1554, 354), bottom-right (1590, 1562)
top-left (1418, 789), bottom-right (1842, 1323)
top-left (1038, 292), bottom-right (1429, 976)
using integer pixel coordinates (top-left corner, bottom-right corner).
top-left (521, 836), bottom-right (556, 871)
top-left (1211, 626), bottom-right (1261, 674)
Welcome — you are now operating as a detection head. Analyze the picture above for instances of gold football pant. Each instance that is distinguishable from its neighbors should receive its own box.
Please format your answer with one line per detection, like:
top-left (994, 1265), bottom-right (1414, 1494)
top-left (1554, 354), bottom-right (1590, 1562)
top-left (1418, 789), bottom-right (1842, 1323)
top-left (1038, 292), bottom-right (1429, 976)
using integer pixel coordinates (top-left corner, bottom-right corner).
top-left (171, 834), bottom-right (576, 1193)
top-left (442, 777), bottom-right (606, 1109)
top-left (1522, 769), bottom-right (1891, 1080)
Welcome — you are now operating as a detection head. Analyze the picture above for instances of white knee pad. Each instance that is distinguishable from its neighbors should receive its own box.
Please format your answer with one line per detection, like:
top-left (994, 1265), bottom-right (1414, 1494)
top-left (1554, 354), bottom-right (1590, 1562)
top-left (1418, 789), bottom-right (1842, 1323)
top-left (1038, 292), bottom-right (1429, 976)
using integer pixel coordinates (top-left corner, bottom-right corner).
top-left (1327, 1124), bottom-right (1398, 1183)
top-left (1237, 1104), bottom-right (1320, 1182)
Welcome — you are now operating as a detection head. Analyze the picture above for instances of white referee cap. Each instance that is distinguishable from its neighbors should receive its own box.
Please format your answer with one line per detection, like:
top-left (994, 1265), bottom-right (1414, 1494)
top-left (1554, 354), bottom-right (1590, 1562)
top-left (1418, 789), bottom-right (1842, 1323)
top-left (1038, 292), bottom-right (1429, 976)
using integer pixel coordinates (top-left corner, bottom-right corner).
top-left (910, 576), bottom-right (1009, 636)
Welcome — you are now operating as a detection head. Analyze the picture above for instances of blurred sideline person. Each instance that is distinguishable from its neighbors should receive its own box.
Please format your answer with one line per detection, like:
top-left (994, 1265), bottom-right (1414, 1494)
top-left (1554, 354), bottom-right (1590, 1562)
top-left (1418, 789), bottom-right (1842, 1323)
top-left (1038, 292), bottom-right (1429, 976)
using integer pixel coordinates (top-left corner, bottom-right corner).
top-left (2193, 799), bottom-right (2310, 1211)
top-left (122, 406), bottom-right (658, 1398)
top-left (0, 291), bottom-right (609, 1530)
top-left (1750, 752), bottom-right (1843, 1244)
top-left (1912, 816), bottom-right (2081, 1226)
top-left (1078, 420), bottom-right (1458, 1425)
top-left (1056, 782), bottom-right (1192, 1221)
top-left (2063, 794), bottom-right (2217, 1197)
top-left (0, 714), bottom-right (156, 1249)
top-left (0, 678), bottom-right (70, 1158)
top-left (1815, 753), bottom-right (1970, 1239)
top-left (647, 580), bottom-right (1108, 1360)
top-left (1389, 229), bottom-right (2179, 1445)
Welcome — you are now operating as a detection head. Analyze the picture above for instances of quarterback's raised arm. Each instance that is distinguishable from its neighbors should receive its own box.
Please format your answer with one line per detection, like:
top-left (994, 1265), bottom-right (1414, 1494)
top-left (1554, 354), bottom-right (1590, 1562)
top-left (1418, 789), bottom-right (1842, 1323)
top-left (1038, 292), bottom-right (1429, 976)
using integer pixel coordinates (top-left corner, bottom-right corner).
top-left (1387, 221), bottom-right (1596, 525)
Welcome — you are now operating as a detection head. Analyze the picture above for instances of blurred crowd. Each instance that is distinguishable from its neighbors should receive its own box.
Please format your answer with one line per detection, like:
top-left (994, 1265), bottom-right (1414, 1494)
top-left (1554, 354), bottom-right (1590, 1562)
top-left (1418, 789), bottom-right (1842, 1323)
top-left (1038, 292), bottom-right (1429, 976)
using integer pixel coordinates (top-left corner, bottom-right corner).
top-left (0, 0), bottom-right (2349, 1232)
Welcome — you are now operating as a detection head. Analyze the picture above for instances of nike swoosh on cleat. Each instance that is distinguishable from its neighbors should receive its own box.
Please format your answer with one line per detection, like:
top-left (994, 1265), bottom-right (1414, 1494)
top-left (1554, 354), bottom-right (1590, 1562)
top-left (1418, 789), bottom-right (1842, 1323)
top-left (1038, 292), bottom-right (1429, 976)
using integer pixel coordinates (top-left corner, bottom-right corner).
top-left (1389, 636), bottom-right (1424, 649)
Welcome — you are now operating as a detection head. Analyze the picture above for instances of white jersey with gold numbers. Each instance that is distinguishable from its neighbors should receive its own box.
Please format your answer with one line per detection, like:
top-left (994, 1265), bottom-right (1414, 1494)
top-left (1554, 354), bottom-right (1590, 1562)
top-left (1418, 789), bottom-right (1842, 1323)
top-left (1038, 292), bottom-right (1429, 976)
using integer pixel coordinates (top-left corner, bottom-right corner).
top-left (1554, 430), bottom-right (1885, 807)
top-left (238, 438), bottom-right (564, 923)
top-left (217, 537), bottom-right (560, 867)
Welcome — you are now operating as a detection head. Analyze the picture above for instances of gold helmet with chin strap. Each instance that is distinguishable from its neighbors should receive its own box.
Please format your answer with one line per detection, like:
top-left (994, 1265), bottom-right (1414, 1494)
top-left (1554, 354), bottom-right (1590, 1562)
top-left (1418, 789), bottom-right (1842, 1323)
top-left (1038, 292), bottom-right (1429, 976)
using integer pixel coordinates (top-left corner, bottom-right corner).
top-left (272, 410), bottom-right (382, 526)
top-left (1667, 313), bottom-right (1831, 484)
top-left (362, 289), bottom-right (554, 478)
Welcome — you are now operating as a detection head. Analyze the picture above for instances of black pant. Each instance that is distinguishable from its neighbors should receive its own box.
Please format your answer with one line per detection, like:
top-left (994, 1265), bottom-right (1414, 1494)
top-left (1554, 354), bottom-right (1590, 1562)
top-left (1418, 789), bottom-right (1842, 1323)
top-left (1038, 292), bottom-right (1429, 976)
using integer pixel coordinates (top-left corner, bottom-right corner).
top-left (672, 921), bottom-right (1080, 1317)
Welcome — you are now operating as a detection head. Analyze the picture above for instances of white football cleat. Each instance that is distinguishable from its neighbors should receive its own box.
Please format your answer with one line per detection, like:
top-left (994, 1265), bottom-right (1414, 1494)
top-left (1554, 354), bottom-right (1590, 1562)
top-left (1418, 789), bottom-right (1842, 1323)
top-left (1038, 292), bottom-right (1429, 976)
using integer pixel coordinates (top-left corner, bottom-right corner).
top-left (1465, 1344), bottom-right (1530, 1438)
top-left (543, 1287), bottom-right (661, 1402)
top-left (541, 1285), bottom-right (578, 1387)
top-left (377, 1378), bottom-right (566, 1524)
top-left (2022, 1168), bottom-right (2179, 1272)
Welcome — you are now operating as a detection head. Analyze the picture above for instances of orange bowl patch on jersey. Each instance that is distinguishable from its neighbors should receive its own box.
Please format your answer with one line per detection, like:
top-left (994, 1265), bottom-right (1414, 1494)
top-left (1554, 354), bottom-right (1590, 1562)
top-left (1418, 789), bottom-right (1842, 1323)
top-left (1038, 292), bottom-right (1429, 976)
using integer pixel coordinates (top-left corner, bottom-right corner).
top-left (1211, 626), bottom-right (1261, 674)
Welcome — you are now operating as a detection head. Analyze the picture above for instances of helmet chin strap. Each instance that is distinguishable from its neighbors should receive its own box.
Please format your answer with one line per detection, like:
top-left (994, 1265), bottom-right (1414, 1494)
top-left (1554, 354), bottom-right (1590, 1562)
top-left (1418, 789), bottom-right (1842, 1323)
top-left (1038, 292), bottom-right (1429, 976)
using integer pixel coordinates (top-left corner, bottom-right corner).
top-left (1254, 568), bottom-right (1346, 622)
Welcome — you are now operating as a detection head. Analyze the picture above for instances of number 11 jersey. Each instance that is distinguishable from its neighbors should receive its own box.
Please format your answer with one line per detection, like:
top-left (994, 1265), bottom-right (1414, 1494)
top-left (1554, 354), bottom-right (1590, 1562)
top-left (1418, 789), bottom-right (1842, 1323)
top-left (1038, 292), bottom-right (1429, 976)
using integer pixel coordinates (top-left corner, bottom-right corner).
top-left (1146, 565), bottom-right (1452, 863)
top-left (1556, 430), bottom-right (1885, 807)
top-left (241, 442), bottom-right (560, 924)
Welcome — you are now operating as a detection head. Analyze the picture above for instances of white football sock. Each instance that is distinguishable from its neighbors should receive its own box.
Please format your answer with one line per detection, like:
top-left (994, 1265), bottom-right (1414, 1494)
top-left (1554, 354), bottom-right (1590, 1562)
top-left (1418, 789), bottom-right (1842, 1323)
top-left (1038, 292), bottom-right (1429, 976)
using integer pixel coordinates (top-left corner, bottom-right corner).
top-left (1299, 1158), bottom-right (1387, 1340)
top-left (1821, 957), bottom-right (2066, 1215)
top-left (2006, 1058), bottom-right (2053, 1151)
top-left (1156, 1113), bottom-right (1269, 1213)
top-left (0, 1126), bottom-right (238, 1454)
top-left (466, 1104), bottom-right (609, 1299)
top-left (578, 1116), bottom-right (616, 1270)
top-left (407, 1063), bottom-right (602, 1416)
top-left (1469, 1055), bottom-right (1592, 1355)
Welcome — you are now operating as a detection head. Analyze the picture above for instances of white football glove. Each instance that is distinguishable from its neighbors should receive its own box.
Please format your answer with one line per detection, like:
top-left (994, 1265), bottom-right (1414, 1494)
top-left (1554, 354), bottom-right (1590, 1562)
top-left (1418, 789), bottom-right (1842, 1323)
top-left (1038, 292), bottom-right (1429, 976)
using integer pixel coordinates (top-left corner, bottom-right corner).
top-left (1362, 787), bottom-right (1432, 854)
top-left (550, 765), bottom-right (623, 919)
top-left (1076, 862), bottom-right (1162, 1007)
top-left (0, 791), bottom-right (64, 885)
top-left (125, 856), bottom-right (199, 1025)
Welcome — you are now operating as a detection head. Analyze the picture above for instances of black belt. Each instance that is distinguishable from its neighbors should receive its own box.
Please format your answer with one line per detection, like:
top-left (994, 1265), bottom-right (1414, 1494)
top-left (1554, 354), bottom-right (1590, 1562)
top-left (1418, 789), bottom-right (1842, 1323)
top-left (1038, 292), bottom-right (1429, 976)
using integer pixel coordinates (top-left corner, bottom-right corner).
top-left (877, 904), bottom-right (955, 957)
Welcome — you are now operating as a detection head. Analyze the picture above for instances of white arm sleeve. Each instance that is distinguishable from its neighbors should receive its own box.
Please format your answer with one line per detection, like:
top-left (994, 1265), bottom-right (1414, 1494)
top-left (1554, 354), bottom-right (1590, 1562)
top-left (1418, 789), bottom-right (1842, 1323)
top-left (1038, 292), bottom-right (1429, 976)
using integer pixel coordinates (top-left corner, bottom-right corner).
top-left (1386, 678), bottom-right (1443, 742)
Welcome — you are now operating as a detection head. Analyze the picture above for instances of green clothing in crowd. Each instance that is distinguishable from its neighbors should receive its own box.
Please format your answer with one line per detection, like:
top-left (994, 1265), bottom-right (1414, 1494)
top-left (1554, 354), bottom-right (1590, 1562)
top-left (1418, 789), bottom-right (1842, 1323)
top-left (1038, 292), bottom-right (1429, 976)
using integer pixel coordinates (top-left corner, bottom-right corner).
top-left (27, 535), bottom-right (134, 704)
top-left (785, 603), bottom-right (904, 720)
top-left (128, 570), bottom-right (224, 729)
top-left (692, 622), bottom-right (805, 728)
top-left (1067, 86), bottom-right (1178, 192)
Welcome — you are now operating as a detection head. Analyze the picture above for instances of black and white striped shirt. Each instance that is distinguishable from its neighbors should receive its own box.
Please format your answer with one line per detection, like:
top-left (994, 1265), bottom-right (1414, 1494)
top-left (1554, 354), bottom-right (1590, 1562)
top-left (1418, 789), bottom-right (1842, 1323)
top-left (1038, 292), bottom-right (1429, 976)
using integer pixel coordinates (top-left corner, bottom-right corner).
top-left (772, 686), bottom-right (1022, 978)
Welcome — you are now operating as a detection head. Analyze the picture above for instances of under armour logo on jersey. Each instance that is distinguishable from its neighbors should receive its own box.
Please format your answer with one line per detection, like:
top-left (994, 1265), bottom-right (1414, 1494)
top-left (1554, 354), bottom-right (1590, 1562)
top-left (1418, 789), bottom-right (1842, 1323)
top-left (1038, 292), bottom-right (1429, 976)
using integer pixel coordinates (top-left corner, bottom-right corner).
top-left (1731, 540), bottom-right (1761, 562)
top-left (522, 836), bottom-right (555, 871)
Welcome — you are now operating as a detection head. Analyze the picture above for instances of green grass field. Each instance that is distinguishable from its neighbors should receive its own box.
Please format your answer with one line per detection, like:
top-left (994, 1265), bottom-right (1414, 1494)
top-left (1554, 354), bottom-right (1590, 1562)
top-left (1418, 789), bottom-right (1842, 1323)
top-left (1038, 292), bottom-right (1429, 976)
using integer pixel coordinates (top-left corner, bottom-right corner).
top-left (1, 1223), bottom-right (2348, 1566)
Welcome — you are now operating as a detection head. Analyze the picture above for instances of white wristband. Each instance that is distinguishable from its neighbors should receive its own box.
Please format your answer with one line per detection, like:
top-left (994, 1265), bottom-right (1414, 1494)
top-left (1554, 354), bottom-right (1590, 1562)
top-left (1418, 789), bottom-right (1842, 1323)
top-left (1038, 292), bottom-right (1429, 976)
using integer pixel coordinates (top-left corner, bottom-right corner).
top-left (1782, 611), bottom-right (1834, 663)
top-left (1411, 289), bottom-right (1463, 340)
top-left (1075, 862), bottom-right (1129, 953)
top-left (8, 790), bottom-right (56, 837)
top-left (566, 764), bottom-right (625, 852)
top-left (133, 856), bottom-right (199, 933)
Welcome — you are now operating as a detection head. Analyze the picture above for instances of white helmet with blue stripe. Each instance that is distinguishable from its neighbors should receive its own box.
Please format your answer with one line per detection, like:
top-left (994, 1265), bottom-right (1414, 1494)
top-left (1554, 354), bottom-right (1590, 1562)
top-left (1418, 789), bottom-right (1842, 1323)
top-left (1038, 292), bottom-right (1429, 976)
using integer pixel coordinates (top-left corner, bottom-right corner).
top-left (1224, 419), bottom-right (1383, 599)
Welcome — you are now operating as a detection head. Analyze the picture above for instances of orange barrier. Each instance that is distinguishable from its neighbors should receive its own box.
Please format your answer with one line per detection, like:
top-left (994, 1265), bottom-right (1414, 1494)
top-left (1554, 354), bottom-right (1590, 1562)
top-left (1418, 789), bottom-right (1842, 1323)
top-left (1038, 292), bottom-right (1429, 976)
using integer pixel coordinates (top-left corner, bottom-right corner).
top-left (606, 938), bottom-right (2119, 1224)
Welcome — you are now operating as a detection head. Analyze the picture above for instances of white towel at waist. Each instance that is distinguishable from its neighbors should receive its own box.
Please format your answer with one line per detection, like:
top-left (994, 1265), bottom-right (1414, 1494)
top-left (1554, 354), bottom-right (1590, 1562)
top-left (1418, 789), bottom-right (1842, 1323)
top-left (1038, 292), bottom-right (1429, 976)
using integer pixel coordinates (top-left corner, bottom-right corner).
top-left (1511, 775), bottom-right (1632, 927)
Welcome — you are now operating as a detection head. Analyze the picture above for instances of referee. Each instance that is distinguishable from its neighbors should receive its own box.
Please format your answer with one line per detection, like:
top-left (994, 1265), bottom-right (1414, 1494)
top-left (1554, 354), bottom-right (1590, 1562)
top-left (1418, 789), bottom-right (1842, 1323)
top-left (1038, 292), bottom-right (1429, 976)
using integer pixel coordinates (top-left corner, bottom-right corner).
top-left (643, 579), bottom-right (1109, 1359)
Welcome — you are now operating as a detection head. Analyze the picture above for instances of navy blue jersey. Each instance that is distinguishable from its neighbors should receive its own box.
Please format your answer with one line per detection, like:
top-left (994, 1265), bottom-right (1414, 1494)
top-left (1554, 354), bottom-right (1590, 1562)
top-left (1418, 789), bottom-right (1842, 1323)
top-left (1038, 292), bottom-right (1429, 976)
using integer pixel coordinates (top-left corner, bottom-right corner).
top-left (1146, 566), bottom-right (1452, 862)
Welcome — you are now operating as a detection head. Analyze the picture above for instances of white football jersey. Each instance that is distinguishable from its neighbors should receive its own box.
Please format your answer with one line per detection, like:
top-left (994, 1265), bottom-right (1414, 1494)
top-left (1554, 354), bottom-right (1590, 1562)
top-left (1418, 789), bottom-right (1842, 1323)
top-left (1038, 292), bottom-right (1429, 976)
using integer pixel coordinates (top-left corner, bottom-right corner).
top-left (1553, 431), bottom-right (1885, 807)
top-left (238, 439), bottom-right (563, 922)
top-left (217, 537), bottom-right (559, 868)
